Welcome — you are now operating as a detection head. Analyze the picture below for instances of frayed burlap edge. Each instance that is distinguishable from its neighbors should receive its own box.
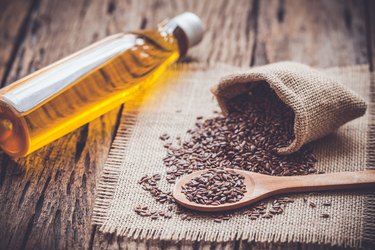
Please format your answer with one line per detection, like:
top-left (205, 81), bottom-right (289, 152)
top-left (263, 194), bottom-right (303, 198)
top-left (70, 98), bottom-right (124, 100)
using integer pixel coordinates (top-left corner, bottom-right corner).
top-left (363, 71), bottom-right (375, 249)
top-left (92, 110), bottom-right (139, 225)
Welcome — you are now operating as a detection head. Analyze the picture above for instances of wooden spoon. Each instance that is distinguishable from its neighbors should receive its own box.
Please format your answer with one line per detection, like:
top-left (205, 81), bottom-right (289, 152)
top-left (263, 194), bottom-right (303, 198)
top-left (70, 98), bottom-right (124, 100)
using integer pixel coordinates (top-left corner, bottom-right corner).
top-left (172, 169), bottom-right (375, 212)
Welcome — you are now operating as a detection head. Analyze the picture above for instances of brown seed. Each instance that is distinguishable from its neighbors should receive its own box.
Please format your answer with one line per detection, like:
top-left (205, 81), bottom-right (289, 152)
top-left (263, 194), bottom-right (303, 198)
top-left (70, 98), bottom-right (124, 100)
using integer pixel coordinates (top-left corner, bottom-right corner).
top-left (309, 202), bottom-right (317, 208)
top-left (322, 202), bottom-right (331, 206)
top-left (164, 213), bottom-right (172, 219)
top-left (321, 213), bottom-right (330, 218)
top-left (151, 215), bottom-right (158, 220)
top-left (181, 168), bottom-right (246, 205)
top-left (222, 215), bottom-right (231, 220)
top-left (181, 214), bottom-right (189, 220)
top-left (137, 85), bottom-right (317, 222)
top-left (262, 213), bottom-right (273, 219)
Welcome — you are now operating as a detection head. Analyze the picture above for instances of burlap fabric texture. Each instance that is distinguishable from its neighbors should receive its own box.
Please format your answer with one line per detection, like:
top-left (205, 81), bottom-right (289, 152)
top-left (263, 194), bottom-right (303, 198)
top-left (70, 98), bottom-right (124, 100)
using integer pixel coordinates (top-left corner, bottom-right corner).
top-left (211, 61), bottom-right (367, 154)
top-left (93, 63), bottom-right (374, 248)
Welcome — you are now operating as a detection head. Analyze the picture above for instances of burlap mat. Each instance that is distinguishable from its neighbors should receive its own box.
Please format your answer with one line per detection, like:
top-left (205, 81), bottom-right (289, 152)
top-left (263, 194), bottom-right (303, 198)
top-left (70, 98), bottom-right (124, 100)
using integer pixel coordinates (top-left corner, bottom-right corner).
top-left (93, 63), bottom-right (374, 248)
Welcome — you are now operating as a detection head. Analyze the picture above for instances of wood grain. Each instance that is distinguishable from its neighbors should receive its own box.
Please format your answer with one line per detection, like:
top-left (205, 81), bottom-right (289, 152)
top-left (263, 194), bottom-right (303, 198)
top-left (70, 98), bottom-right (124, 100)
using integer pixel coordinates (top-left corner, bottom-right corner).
top-left (365, 0), bottom-right (375, 71)
top-left (254, 0), bottom-right (368, 67)
top-left (0, 0), bottom-right (371, 249)
top-left (0, 0), bottom-right (33, 86)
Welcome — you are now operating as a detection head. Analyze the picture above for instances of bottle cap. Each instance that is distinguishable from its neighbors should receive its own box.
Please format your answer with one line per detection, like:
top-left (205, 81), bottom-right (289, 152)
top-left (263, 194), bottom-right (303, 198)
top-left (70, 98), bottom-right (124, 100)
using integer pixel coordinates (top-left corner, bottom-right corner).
top-left (170, 12), bottom-right (204, 48)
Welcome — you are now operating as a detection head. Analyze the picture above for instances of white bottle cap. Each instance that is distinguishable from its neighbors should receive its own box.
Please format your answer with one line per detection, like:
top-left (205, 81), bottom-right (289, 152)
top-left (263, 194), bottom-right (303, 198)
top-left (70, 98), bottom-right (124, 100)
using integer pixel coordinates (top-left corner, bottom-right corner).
top-left (170, 12), bottom-right (204, 48)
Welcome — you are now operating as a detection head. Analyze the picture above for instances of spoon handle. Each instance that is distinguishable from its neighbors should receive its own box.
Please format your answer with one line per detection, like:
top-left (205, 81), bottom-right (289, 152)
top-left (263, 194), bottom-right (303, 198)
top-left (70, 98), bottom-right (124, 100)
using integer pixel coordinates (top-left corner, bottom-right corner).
top-left (273, 170), bottom-right (375, 193)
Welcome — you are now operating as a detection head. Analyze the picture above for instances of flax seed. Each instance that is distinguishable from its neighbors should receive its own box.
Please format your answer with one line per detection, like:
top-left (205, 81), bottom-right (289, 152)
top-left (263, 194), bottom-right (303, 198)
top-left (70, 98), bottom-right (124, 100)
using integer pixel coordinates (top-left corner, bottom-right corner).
top-left (181, 168), bottom-right (246, 205)
top-left (309, 202), bottom-right (317, 208)
top-left (136, 85), bottom-right (318, 222)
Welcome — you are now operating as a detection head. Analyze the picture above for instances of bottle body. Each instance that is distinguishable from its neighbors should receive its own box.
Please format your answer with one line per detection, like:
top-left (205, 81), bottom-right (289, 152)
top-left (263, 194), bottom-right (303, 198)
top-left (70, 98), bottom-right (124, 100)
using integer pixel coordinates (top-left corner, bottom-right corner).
top-left (0, 28), bottom-right (182, 157)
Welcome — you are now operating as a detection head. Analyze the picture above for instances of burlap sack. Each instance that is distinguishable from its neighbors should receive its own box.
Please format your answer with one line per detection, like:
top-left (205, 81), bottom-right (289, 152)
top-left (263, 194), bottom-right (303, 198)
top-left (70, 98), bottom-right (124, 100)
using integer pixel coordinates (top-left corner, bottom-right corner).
top-left (211, 61), bottom-right (367, 154)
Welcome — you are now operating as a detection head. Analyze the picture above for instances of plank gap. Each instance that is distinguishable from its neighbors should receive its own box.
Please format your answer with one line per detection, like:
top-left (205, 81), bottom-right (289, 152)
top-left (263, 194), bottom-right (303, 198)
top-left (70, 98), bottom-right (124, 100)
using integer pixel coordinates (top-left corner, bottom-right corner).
top-left (248, 0), bottom-right (260, 66)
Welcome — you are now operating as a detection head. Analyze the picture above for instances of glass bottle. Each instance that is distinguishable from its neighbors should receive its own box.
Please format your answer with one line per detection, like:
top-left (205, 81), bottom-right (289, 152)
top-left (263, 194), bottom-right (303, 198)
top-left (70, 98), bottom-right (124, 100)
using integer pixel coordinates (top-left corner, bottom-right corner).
top-left (0, 12), bottom-right (203, 157)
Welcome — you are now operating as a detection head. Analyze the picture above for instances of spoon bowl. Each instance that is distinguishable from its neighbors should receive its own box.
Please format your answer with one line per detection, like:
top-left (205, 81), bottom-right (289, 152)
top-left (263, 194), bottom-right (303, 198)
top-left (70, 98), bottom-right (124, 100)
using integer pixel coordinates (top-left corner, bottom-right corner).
top-left (173, 168), bottom-right (375, 212)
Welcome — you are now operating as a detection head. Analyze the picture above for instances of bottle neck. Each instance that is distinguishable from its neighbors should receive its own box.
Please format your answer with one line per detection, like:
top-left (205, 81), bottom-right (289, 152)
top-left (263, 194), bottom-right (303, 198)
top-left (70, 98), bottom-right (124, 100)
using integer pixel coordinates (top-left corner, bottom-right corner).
top-left (159, 20), bottom-right (189, 58)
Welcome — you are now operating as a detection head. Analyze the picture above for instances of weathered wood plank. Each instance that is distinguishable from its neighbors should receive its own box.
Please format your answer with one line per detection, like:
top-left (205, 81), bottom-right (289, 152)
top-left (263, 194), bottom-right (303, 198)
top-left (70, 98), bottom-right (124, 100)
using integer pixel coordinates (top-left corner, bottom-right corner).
top-left (0, 0), bottom-right (131, 249)
top-left (0, 0), bottom-right (32, 85)
top-left (366, 0), bottom-right (375, 71)
top-left (253, 0), bottom-right (368, 67)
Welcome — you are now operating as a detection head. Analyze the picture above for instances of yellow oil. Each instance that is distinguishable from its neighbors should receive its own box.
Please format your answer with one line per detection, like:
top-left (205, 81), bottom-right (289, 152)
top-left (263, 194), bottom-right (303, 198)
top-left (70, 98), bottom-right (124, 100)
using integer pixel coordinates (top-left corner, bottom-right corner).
top-left (0, 28), bottom-right (182, 157)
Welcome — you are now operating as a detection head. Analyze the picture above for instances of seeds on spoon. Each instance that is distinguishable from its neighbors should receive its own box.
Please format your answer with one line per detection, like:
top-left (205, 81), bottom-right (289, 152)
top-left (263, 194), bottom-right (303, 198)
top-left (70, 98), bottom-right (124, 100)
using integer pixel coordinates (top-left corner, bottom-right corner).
top-left (181, 168), bottom-right (247, 205)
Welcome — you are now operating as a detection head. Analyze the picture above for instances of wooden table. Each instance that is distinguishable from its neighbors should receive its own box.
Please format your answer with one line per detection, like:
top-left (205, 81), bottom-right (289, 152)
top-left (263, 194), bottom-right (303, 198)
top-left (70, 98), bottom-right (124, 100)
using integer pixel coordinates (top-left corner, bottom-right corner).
top-left (0, 0), bottom-right (374, 249)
